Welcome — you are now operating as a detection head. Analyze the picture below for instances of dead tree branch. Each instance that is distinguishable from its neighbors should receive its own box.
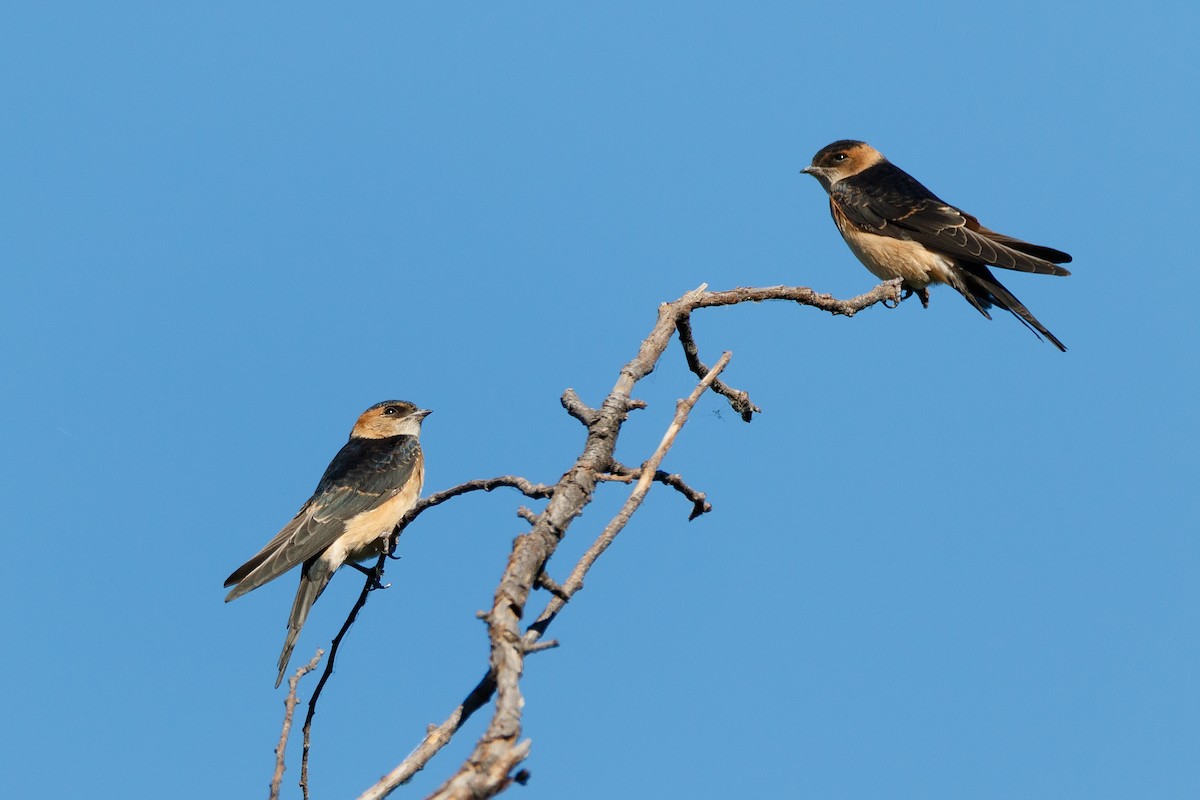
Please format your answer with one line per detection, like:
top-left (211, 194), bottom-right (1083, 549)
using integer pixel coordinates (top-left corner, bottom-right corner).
top-left (270, 281), bottom-right (899, 799)
top-left (393, 476), bottom-right (555, 546)
top-left (604, 459), bottom-right (712, 520)
top-left (352, 281), bottom-right (899, 800)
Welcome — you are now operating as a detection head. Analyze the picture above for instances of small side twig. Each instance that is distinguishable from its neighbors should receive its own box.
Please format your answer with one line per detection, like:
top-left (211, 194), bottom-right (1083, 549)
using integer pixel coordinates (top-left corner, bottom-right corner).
top-left (560, 389), bottom-right (598, 426)
top-left (653, 470), bottom-right (711, 521)
top-left (523, 639), bottom-right (559, 655)
top-left (676, 316), bottom-right (760, 422)
top-left (535, 571), bottom-right (569, 600)
top-left (606, 460), bottom-right (712, 521)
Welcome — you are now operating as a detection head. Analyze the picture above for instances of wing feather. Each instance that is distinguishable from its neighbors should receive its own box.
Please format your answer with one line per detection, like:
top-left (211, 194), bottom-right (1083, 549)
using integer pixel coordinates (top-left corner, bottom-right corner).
top-left (224, 435), bottom-right (422, 600)
top-left (832, 163), bottom-right (1071, 276)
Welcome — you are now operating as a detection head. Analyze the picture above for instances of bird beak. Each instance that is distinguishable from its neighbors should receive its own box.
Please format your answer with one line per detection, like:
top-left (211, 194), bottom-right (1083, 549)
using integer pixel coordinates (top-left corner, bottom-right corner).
top-left (416, 409), bottom-right (432, 419)
top-left (800, 166), bottom-right (816, 176)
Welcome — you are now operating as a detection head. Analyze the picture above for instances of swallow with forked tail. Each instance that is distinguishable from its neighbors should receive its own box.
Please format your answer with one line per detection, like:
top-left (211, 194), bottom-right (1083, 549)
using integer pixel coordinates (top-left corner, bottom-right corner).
top-left (224, 400), bottom-right (429, 686)
top-left (803, 140), bottom-right (1071, 350)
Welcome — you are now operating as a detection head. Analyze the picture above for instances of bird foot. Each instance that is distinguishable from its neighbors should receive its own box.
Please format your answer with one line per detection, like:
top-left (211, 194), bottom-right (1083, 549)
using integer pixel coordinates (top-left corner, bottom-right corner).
top-left (348, 561), bottom-right (390, 590)
top-left (899, 286), bottom-right (932, 308)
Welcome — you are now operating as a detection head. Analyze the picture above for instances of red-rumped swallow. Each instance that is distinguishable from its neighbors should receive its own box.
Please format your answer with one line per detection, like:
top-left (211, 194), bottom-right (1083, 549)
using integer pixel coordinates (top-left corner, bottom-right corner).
top-left (802, 140), bottom-right (1071, 350)
top-left (224, 400), bottom-right (430, 686)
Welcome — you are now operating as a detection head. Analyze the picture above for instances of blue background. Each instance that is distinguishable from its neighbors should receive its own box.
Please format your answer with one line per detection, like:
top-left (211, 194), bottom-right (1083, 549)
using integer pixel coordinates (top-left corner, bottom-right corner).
top-left (3, 3), bottom-right (1197, 798)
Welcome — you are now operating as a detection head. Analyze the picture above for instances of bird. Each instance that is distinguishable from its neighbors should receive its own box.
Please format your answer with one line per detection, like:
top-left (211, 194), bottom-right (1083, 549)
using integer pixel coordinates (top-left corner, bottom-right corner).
top-left (801, 140), bottom-right (1071, 350)
top-left (224, 400), bottom-right (430, 686)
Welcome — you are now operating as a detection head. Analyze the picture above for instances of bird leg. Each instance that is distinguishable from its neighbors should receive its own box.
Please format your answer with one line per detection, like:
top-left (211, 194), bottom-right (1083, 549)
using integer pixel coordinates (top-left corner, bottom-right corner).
top-left (348, 561), bottom-right (390, 591)
top-left (900, 285), bottom-right (931, 308)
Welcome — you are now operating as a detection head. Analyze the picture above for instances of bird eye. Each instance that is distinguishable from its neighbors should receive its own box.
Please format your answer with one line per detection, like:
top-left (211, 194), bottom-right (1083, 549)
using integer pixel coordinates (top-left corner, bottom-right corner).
top-left (833, 153), bottom-right (848, 162)
top-left (382, 406), bottom-right (398, 415)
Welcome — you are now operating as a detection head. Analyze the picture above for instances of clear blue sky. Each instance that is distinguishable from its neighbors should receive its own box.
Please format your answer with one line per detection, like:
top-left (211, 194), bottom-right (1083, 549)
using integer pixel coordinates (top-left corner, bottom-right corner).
top-left (3, 3), bottom-right (1197, 798)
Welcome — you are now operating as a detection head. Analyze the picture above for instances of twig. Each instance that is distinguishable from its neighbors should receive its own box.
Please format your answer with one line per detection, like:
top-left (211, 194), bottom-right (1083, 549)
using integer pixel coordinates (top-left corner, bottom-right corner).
top-left (676, 316), bottom-right (759, 421)
top-left (389, 476), bottom-right (555, 553)
top-left (534, 571), bottom-right (569, 600)
top-left (560, 389), bottom-right (598, 426)
top-left (606, 460), bottom-right (712, 521)
top-left (301, 563), bottom-right (380, 797)
top-left (654, 470), bottom-right (712, 521)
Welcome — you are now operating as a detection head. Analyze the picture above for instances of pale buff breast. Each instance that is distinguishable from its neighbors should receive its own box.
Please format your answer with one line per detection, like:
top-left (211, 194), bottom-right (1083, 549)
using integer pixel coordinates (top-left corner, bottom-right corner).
top-left (336, 461), bottom-right (425, 563)
top-left (832, 207), bottom-right (957, 288)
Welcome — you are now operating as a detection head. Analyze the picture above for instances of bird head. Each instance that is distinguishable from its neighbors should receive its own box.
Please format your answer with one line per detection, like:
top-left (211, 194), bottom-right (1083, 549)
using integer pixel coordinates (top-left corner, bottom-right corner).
top-left (351, 400), bottom-right (432, 439)
top-left (802, 140), bottom-right (884, 190)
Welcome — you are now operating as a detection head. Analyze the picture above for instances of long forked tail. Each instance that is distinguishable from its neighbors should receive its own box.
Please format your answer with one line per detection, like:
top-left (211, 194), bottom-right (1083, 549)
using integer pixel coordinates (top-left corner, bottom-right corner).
top-left (275, 558), bottom-right (337, 688)
top-left (953, 263), bottom-right (1067, 352)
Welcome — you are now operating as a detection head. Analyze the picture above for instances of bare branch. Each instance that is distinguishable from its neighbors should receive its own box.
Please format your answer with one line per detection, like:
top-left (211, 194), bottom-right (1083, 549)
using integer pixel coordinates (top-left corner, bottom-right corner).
top-left (654, 470), bottom-right (712, 521)
top-left (676, 315), bottom-right (759, 421)
top-left (389, 476), bottom-right (554, 552)
top-left (354, 647), bottom-right (557, 800)
top-left (281, 281), bottom-right (901, 799)
top-left (415, 355), bottom-right (734, 800)
top-left (607, 460), bottom-right (712, 521)
top-left (527, 352), bottom-right (732, 642)
top-left (687, 280), bottom-right (902, 316)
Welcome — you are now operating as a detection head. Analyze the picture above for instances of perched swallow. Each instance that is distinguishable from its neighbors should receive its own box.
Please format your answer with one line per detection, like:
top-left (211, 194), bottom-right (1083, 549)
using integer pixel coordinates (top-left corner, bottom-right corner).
top-left (224, 400), bottom-right (430, 686)
top-left (802, 140), bottom-right (1071, 350)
